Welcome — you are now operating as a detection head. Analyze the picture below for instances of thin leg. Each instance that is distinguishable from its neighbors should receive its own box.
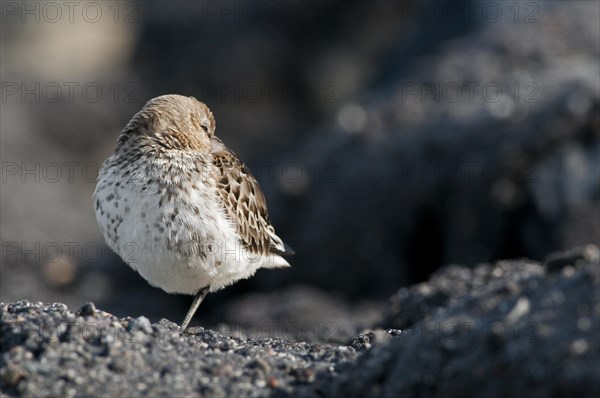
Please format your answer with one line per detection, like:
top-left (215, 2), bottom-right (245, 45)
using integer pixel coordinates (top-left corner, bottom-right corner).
top-left (180, 286), bottom-right (210, 331)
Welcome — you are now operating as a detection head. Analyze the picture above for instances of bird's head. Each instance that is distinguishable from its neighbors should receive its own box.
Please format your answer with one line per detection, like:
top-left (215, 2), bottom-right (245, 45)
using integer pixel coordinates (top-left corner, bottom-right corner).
top-left (118, 94), bottom-right (216, 152)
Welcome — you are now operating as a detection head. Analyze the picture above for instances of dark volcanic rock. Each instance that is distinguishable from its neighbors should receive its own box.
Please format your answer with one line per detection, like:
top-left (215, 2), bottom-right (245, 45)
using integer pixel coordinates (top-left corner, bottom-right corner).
top-left (0, 301), bottom-right (357, 397)
top-left (544, 244), bottom-right (600, 273)
top-left (333, 258), bottom-right (600, 397)
top-left (380, 259), bottom-right (546, 330)
top-left (2, 248), bottom-right (598, 397)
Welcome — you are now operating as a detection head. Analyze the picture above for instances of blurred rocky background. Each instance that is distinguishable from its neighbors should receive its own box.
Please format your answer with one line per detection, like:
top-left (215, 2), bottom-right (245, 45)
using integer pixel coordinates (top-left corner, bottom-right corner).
top-left (1, 0), bottom-right (598, 339)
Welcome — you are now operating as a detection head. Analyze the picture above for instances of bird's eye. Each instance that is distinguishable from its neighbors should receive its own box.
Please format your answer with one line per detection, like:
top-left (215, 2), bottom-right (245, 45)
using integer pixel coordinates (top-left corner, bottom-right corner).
top-left (201, 125), bottom-right (209, 133)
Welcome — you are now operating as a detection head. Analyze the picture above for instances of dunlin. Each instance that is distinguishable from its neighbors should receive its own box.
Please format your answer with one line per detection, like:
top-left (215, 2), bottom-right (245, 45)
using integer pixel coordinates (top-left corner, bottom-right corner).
top-left (93, 94), bottom-right (292, 330)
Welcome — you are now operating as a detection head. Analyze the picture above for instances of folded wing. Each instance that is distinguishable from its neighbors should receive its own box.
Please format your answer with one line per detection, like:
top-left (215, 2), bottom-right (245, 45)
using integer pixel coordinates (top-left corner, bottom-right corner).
top-left (210, 138), bottom-right (290, 264)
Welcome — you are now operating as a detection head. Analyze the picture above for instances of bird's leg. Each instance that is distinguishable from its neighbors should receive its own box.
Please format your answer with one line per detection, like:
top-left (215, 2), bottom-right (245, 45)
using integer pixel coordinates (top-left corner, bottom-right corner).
top-left (180, 285), bottom-right (210, 331)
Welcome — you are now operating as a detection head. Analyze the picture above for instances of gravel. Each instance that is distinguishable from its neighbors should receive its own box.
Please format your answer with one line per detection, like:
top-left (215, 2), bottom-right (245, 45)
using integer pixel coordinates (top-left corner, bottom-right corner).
top-left (0, 302), bottom-right (358, 397)
top-left (2, 247), bottom-right (598, 397)
top-left (334, 251), bottom-right (600, 397)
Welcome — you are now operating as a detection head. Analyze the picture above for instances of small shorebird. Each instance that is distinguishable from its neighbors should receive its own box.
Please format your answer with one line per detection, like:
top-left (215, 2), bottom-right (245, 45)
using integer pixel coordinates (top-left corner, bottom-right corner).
top-left (94, 94), bottom-right (292, 330)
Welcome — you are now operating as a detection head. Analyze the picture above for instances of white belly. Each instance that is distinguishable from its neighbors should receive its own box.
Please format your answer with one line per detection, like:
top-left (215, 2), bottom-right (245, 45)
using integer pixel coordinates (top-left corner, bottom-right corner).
top-left (93, 158), bottom-right (267, 295)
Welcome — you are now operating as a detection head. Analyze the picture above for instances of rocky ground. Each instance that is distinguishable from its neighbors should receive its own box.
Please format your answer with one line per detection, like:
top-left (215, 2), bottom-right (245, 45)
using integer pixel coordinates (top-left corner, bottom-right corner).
top-left (2, 246), bottom-right (598, 397)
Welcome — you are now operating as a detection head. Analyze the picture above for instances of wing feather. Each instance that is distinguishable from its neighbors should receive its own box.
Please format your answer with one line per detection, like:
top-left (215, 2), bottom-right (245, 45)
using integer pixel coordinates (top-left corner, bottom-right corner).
top-left (211, 138), bottom-right (287, 256)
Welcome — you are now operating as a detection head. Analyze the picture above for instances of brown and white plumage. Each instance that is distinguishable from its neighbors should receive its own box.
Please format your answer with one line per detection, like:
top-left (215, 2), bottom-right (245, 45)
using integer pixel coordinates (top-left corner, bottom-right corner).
top-left (93, 94), bottom-right (292, 329)
top-left (211, 139), bottom-right (288, 258)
